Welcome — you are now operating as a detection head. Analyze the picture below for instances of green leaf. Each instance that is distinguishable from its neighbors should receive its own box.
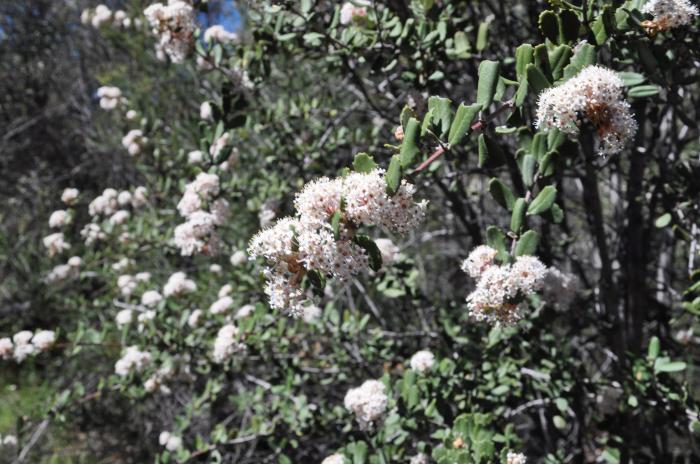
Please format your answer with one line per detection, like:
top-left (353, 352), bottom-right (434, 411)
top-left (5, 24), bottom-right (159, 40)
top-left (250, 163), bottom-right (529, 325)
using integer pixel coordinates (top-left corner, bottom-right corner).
top-left (510, 198), bottom-right (526, 233)
top-left (448, 103), bottom-right (481, 146)
top-left (478, 134), bottom-right (506, 168)
top-left (538, 10), bottom-right (559, 43)
top-left (488, 178), bottom-right (515, 211)
top-left (400, 105), bottom-right (416, 128)
top-left (515, 44), bottom-right (534, 82)
top-left (476, 20), bottom-right (490, 51)
top-left (628, 85), bottom-right (660, 98)
top-left (385, 155), bottom-right (402, 196)
top-left (400, 117), bottom-right (421, 168)
top-left (559, 9), bottom-right (581, 42)
top-left (331, 210), bottom-right (342, 240)
top-left (352, 153), bottom-right (377, 173)
top-left (528, 186), bottom-right (557, 215)
top-left (520, 153), bottom-right (536, 187)
top-left (213, 44), bottom-right (223, 66)
top-left (654, 213), bottom-right (672, 228)
top-left (531, 133), bottom-right (547, 160)
top-left (654, 358), bottom-right (687, 373)
top-left (647, 336), bottom-right (660, 360)
top-left (351, 441), bottom-right (368, 464)
top-left (549, 44), bottom-right (572, 81)
top-left (618, 72), bottom-right (646, 87)
top-left (476, 60), bottom-right (501, 109)
top-left (564, 42), bottom-right (596, 79)
top-left (354, 235), bottom-right (383, 271)
top-left (428, 96), bottom-right (453, 137)
top-left (514, 230), bottom-right (539, 256)
top-left (526, 64), bottom-right (551, 94)
top-left (486, 226), bottom-right (508, 262)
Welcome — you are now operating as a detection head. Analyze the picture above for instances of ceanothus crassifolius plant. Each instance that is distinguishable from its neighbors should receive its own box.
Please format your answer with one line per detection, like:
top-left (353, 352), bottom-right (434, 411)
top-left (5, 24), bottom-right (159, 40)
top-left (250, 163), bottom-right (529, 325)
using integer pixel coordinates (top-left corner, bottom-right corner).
top-left (1, 0), bottom-right (699, 463)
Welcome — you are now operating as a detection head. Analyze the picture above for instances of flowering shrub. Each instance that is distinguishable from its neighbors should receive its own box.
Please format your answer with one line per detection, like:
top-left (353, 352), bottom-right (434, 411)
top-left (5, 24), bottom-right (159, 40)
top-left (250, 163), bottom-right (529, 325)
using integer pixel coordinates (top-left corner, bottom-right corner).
top-left (1, 0), bottom-right (699, 462)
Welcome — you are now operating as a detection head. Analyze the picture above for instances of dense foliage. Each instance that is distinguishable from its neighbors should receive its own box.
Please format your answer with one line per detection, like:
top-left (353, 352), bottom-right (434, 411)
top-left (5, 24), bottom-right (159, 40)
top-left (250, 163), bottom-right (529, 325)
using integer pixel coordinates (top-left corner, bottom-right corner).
top-left (1, 0), bottom-right (699, 463)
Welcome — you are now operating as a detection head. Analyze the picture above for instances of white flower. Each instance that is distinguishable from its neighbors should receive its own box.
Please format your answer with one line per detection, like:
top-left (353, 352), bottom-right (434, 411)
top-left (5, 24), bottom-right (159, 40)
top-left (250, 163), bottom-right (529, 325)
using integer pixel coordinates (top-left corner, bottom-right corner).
top-left (461, 245), bottom-right (498, 278)
top-left (61, 188), bottom-right (79, 204)
top-left (212, 324), bottom-right (244, 363)
top-left (234, 304), bottom-right (255, 319)
top-left (209, 132), bottom-right (231, 159)
top-left (340, 1), bottom-right (369, 25)
top-left (132, 186), bottom-right (148, 208)
top-left (112, 257), bottom-right (132, 272)
top-left (68, 256), bottom-right (82, 267)
top-left (136, 272), bottom-right (151, 282)
top-left (258, 205), bottom-right (276, 227)
top-left (115, 309), bottom-right (134, 326)
top-left (158, 431), bottom-right (171, 446)
top-left (507, 452), bottom-right (527, 464)
top-left (97, 86), bottom-right (122, 110)
top-left (302, 304), bottom-right (322, 323)
top-left (230, 250), bottom-right (248, 266)
top-left (109, 210), bottom-right (131, 226)
top-left (173, 212), bottom-right (220, 256)
top-left (114, 346), bottom-right (151, 376)
top-left (344, 379), bottom-right (388, 430)
top-left (187, 309), bottom-right (203, 328)
top-left (45, 264), bottom-right (74, 283)
top-left (641, 0), bottom-right (699, 31)
top-left (375, 238), bottom-right (399, 266)
top-left (0, 338), bottom-right (13, 360)
top-left (188, 150), bottom-right (204, 164)
top-left (322, 454), bottom-right (347, 464)
top-left (117, 191), bottom-right (132, 206)
top-left (2, 435), bottom-right (18, 447)
top-left (121, 129), bottom-right (147, 156)
top-left (32, 330), bottom-right (56, 351)
top-left (204, 25), bottom-right (237, 43)
top-left (165, 434), bottom-right (182, 451)
top-left (218, 284), bottom-right (233, 298)
top-left (409, 454), bottom-right (429, 464)
top-left (210, 264), bottom-right (222, 274)
top-left (163, 271), bottom-right (197, 297)
top-left (210, 296), bottom-right (233, 315)
top-left (49, 210), bottom-right (71, 228)
top-left (141, 290), bottom-right (163, 307)
top-left (409, 350), bottom-right (435, 373)
top-left (91, 4), bottom-right (112, 28)
top-left (144, 1), bottom-right (196, 63)
top-left (509, 256), bottom-right (548, 294)
top-left (200, 101), bottom-right (213, 121)
top-left (535, 65), bottom-right (637, 155)
top-left (43, 232), bottom-right (70, 257)
top-left (81, 223), bottom-right (106, 245)
top-left (125, 109), bottom-right (138, 120)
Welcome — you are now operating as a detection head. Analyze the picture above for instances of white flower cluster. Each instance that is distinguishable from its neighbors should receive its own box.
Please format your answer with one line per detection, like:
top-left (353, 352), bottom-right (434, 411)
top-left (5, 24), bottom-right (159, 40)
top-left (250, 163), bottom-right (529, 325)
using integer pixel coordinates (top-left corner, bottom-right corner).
top-left (45, 256), bottom-right (82, 284)
top-left (340, 1), bottom-right (369, 25)
top-left (0, 434), bottom-right (18, 449)
top-left (114, 346), bottom-right (152, 376)
top-left (61, 188), bottom-right (79, 205)
top-left (43, 232), bottom-right (70, 257)
top-left (96, 86), bottom-right (126, 110)
top-left (174, 173), bottom-right (228, 256)
top-left (117, 272), bottom-right (151, 297)
top-left (409, 350), bottom-right (436, 373)
top-left (212, 324), bottom-right (245, 363)
top-left (144, 364), bottom-right (174, 394)
top-left (641, 0), bottom-right (699, 31)
top-left (249, 169), bottom-right (426, 316)
top-left (122, 129), bottom-right (148, 156)
top-left (144, 1), bottom-right (196, 64)
top-left (142, 289), bottom-right (164, 307)
top-left (343, 379), bottom-right (388, 431)
top-left (322, 454), bottom-right (347, 464)
top-left (163, 271), bottom-right (197, 298)
top-left (204, 25), bottom-right (238, 43)
top-left (507, 451), bottom-right (527, 464)
top-left (0, 330), bottom-right (56, 363)
top-left (409, 454), bottom-right (429, 464)
top-left (158, 431), bottom-right (183, 451)
top-left (85, 186), bottom-right (148, 237)
top-left (48, 209), bottom-right (71, 229)
top-left (81, 5), bottom-right (141, 29)
top-left (535, 65), bottom-right (637, 155)
top-left (462, 246), bottom-right (548, 325)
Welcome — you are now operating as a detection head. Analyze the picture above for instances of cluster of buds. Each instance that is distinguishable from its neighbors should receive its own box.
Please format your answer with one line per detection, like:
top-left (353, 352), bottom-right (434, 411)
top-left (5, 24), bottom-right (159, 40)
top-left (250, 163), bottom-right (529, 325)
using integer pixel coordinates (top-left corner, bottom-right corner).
top-left (122, 129), bottom-right (148, 156)
top-left (45, 256), bottom-right (82, 284)
top-left (535, 65), bottom-right (637, 156)
top-left (81, 5), bottom-right (142, 29)
top-left (0, 330), bottom-right (56, 363)
top-left (641, 0), bottom-right (699, 34)
top-left (174, 173), bottom-right (228, 256)
top-left (144, 1), bottom-right (196, 64)
top-left (96, 86), bottom-right (127, 110)
top-left (249, 169), bottom-right (426, 316)
top-left (462, 246), bottom-right (548, 325)
top-left (343, 379), bottom-right (389, 431)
